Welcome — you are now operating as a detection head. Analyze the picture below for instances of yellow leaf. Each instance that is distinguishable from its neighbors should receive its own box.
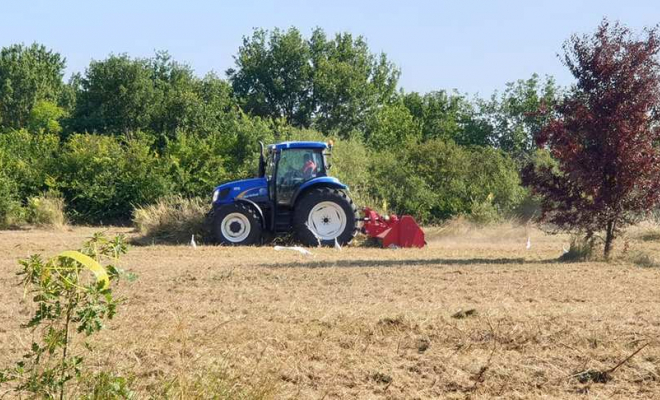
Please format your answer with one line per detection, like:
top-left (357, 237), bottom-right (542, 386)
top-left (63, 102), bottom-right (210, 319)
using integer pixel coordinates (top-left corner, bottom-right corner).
top-left (58, 251), bottom-right (109, 289)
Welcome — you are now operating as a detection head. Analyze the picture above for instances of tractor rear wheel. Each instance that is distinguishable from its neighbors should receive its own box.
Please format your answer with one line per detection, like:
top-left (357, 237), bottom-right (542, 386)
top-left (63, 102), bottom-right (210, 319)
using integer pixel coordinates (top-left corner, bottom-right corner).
top-left (294, 187), bottom-right (358, 246)
top-left (213, 203), bottom-right (262, 245)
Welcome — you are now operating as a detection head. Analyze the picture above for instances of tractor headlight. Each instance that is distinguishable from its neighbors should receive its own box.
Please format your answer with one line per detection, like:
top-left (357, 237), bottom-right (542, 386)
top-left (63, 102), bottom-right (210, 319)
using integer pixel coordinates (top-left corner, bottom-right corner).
top-left (212, 187), bottom-right (230, 203)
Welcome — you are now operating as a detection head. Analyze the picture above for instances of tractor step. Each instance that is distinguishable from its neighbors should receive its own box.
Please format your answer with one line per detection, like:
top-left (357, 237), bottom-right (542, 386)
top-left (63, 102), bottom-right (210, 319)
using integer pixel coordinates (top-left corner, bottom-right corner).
top-left (274, 209), bottom-right (293, 233)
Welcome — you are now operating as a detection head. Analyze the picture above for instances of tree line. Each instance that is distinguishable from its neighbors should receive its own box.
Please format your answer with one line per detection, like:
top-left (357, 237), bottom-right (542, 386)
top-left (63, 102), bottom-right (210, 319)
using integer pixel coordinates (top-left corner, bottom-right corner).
top-left (0, 28), bottom-right (558, 153)
top-left (1, 27), bottom-right (551, 225)
top-left (3, 20), bottom-right (659, 257)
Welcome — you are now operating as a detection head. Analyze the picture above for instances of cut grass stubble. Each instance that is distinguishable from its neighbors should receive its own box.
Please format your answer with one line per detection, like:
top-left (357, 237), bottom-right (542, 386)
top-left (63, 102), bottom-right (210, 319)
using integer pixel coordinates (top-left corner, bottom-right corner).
top-left (2, 224), bottom-right (660, 398)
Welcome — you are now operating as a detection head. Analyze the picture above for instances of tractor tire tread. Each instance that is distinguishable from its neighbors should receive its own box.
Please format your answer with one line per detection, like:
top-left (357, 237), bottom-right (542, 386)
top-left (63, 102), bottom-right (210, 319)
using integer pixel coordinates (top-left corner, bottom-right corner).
top-left (213, 202), bottom-right (263, 246)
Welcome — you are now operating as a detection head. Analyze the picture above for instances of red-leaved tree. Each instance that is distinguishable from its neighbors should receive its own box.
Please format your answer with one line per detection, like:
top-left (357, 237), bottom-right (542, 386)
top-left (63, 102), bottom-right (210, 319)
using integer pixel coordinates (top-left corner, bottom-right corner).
top-left (525, 20), bottom-right (660, 258)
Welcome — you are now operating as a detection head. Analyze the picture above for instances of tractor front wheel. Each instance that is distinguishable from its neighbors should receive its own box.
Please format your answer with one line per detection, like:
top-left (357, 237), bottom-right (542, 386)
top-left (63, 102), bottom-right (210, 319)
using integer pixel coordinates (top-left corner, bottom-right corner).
top-left (294, 187), bottom-right (358, 246)
top-left (213, 203), bottom-right (262, 245)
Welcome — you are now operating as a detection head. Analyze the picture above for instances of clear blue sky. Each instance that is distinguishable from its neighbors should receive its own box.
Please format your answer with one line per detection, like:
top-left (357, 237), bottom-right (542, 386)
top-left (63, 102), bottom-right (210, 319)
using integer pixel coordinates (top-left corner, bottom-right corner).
top-left (1, 0), bottom-right (658, 96)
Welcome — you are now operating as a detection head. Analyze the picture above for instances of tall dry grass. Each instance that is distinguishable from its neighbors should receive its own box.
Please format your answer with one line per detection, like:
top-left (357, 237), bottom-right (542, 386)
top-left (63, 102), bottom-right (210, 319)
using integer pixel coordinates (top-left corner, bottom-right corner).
top-left (26, 192), bottom-right (67, 229)
top-left (133, 196), bottom-right (209, 244)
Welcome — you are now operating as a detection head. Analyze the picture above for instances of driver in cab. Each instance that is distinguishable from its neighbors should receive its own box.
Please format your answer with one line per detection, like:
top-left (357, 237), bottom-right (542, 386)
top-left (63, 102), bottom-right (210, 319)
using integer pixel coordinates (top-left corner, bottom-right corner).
top-left (302, 154), bottom-right (317, 179)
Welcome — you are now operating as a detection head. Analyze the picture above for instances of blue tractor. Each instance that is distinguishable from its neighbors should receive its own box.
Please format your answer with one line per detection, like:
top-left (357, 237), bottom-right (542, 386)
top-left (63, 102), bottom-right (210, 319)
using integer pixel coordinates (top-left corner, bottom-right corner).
top-left (210, 141), bottom-right (359, 246)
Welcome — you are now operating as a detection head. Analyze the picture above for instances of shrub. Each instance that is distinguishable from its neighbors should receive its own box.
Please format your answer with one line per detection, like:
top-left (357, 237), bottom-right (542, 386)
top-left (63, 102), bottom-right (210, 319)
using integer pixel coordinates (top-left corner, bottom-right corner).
top-left (512, 190), bottom-right (542, 221)
top-left (0, 173), bottom-right (24, 228)
top-left (57, 134), bottom-right (172, 224)
top-left (467, 194), bottom-right (503, 225)
top-left (559, 236), bottom-right (595, 262)
top-left (133, 196), bottom-right (209, 244)
top-left (78, 371), bottom-right (135, 400)
top-left (465, 146), bottom-right (525, 214)
top-left (0, 233), bottom-right (131, 398)
top-left (273, 125), bottom-right (325, 143)
top-left (27, 100), bottom-right (67, 135)
top-left (368, 139), bottom-right (524, 223)
top-left (330, 137), bottom-right (376, 207)
top-left (165, 132), bottom-right (233, 198)
top-left (218, 113), bottom-right (275, 177)
top-left (0, 129), bottom-right (60, 200)
top-left (364, 101), bottom-right (421, 150)
top-left (369, 149), bottom-right (437, 222)
top-left (25, 192), bottom-right (67, 228)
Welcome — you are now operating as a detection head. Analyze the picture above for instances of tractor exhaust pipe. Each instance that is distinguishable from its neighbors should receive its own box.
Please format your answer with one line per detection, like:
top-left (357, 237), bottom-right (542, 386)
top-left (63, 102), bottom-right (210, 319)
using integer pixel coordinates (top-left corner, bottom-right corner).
top-left (258, 141), bottom-right (266, 178)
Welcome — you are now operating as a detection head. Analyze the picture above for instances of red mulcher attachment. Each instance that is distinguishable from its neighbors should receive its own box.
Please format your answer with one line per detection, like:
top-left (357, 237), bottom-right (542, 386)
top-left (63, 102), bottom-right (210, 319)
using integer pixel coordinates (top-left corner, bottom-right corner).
top-left (362, 207), bottom-right (425, 248)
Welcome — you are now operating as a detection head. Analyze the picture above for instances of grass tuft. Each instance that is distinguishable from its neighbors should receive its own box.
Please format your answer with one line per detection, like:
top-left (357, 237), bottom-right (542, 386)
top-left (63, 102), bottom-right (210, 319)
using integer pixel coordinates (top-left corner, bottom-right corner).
top-left (638, 229), bottom-right (660, 242)
top-left (133, 196), bottom-right (209, 244)
top-left (559, 236), bottom-right (594, 262)
top-left (627, 251), bottom-right (660, 268)
top-left (26, 192), bottom-right (67, 228)
top-left (153, 363), bottom-right (275, 400)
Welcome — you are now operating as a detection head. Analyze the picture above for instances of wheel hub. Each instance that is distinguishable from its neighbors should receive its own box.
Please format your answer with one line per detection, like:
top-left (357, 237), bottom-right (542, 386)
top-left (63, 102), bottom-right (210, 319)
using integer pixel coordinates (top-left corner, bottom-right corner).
top-left (229, 221), bottom-right (242, 233)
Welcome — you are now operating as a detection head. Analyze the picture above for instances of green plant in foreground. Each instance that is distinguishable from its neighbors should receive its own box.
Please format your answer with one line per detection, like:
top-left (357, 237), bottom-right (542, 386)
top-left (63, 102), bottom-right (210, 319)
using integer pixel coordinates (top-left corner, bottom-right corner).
top-left (0, 233), bottom-right (133, 399)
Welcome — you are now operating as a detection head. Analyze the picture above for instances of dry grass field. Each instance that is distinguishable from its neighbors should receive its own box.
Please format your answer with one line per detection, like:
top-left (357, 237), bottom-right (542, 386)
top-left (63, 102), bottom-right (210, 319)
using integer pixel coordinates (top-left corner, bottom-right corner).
top-left (2, 223), bottom-right (660, 399)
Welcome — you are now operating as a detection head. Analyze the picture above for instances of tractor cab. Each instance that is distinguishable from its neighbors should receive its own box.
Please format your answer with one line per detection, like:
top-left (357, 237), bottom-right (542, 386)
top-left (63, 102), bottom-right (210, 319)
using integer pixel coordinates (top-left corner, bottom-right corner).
top-left (262, 141), bottom-right (330, 206)
top-left (210, 141), bottom-right (358, 246)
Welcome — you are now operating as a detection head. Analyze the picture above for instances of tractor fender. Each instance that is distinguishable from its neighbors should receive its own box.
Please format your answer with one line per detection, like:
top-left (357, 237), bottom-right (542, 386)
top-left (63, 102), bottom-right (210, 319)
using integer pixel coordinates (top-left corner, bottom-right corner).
top-left (235, 198), bottom-right (266, 228)
top-left (291, 177), bottom-right (348, 206)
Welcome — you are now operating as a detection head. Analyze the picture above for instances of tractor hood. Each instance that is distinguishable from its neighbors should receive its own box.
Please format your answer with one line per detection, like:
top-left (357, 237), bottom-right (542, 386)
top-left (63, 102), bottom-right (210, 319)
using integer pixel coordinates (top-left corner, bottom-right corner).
top-left (212, 177), bottom-right (268, 205)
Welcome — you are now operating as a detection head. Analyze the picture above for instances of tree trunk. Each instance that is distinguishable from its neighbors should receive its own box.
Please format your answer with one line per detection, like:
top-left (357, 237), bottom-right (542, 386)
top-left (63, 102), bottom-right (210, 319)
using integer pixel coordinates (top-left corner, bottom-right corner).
top-left (604, 220), bottom-right (615, 259)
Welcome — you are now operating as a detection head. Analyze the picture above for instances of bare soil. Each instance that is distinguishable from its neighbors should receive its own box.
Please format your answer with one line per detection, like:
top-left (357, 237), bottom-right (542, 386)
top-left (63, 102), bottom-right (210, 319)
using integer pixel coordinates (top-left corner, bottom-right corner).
top-left (1, 224), bottom-right (660, 399)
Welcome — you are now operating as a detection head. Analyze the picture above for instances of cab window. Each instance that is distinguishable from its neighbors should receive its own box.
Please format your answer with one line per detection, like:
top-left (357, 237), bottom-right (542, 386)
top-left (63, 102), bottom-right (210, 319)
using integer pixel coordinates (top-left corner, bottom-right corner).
top-left (276, 149), bottom-right (325, 205)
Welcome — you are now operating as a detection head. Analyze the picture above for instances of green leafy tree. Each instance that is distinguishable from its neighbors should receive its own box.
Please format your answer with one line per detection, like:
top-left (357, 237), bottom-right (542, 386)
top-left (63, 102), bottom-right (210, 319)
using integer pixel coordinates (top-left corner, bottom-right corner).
top-left (364, 100), bottom-right (420, 149)
top-left (228, 27), bottom-right (400, 138)
top-left (70, 54), bottom-right (162, 134)
top-left (149, 53), bottom-right (236, 138)
top-left (310, 30), bottom-right (400, 136)
top-left (228, 28), bottom-right (313, 127)
top-left (403, 90), bottom-right (491, 146)
top-left (0, 43), bottom-right (65, 130)
top-left (477, 74), bottom-right (560, 163)
top-left (70, 52), bottom-right (237, 141)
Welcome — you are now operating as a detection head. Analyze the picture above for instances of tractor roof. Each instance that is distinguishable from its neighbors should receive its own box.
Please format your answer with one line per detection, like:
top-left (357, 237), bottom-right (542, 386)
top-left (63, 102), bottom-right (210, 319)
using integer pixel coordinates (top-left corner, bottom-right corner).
top-left (269, 141), bottom-right (329, 151)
